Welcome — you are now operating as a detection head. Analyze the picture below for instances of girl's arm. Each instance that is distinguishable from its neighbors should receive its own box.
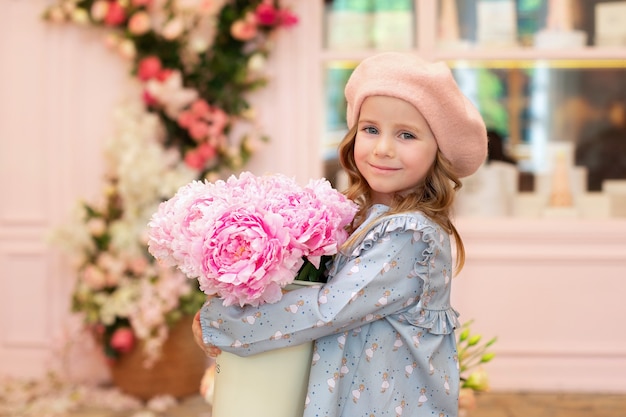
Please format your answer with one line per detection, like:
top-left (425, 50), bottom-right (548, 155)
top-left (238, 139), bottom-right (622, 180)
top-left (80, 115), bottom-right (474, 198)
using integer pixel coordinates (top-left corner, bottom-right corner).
top-left (199, 222), bottom-right (438, 356)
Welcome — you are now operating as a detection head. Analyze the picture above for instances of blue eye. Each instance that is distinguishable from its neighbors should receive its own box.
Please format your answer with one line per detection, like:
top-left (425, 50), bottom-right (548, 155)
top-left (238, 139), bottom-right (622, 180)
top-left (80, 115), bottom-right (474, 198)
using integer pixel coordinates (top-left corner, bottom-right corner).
top-left (362, 126), bottom-right (379, 135)
top-left (400, 132), bottom-right (416, 140)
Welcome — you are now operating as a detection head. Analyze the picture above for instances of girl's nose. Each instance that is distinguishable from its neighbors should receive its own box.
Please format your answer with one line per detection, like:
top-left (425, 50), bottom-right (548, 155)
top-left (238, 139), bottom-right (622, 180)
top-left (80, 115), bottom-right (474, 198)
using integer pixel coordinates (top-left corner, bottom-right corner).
top-left (373, 135), bottom-right (394, 157)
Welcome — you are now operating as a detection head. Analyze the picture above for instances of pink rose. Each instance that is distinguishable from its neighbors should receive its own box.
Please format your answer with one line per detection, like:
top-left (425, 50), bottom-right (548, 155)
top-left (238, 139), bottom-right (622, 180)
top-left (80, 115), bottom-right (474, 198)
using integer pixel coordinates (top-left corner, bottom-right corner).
top-left (128, 257), bottom-right (148, 275)
top-left (128, 11), bottom-right (151, 35)
top-left (90, 0), bottom-right (109, 22)
top-left (206, 107), bottom-right (228, 137)
top-left (110, 327), bottom-right (135, 353)
top-left (177, 110), bottom-right (194, 129)
top-left (142, 89), bottom-right (157, 106)
top-left (197, 142), bottom-right (217, 160)
top-left (137, 56), bottom-right (161, 81)
top-left (103, 33), bottom-right (119, 49)
top-left (82, 264), bottom-right (107, 290)
top-left (191, 99), bottom-right (211, 116)
top-left (279, 9), bottom-right (298, 27)
top-left (184, 148), bottom-right (206, 170)
top-left (156, 68), bottom-right (173, 82)
top-left (197, 0), bottom-right (221, 15)
top-left (91, 324), bottom-right (105, 336)
top-left (255, 3), bottom-right (279, 26)
top-left (47, 6), bottom-right (66, 23)
top-left (104, 1), bottom-right (126, 26)
top-left (189, 120), bottom-right (209, 141)
top-left (87, 217), bottom-right (106, 236)
top-left (131, 0), bottom-right (152, 6)
top-left (117, 39), bottom-right (136, 59)
top-left (230, 13), bottom-right (257, 41)
top-left (105, 272), bottom-right (120, 286)
top-left (162, 17), bottom-right (184, 40)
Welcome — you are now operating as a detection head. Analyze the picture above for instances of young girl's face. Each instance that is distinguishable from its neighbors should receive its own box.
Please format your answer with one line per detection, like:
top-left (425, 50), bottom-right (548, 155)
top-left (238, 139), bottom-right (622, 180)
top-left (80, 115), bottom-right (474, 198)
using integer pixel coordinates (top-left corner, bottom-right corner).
top-left (354, 95), bottom-right (438, 205)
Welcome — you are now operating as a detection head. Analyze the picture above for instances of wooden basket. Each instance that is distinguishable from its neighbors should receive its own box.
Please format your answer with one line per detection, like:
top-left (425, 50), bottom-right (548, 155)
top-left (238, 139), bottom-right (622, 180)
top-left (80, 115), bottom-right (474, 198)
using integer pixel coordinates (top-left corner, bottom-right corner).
top-left (109, 315), bottom-right (208, 400)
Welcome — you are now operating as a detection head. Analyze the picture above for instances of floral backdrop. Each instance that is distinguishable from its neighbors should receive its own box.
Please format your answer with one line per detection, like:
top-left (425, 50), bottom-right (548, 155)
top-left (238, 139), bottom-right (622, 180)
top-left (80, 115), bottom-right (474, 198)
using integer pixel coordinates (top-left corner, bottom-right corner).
top-left (42, 0), bottom-right (298, 368)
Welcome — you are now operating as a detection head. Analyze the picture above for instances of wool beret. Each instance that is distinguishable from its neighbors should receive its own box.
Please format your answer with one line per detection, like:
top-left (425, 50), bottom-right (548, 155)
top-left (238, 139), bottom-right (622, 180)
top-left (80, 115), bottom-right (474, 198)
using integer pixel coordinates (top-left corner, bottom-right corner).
top-left (345, 52), bottom-right (488, 178)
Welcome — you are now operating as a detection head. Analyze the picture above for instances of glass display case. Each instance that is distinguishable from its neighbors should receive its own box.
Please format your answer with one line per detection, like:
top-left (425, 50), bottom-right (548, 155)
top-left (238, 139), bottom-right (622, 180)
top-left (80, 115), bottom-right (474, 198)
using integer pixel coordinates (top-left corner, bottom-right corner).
top-left (320, 0), bottom-right (626, 218)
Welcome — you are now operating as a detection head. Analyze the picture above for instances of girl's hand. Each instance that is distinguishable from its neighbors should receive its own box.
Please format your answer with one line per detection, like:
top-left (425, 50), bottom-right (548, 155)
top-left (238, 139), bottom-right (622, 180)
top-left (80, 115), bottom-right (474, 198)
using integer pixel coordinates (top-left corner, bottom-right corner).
top-left (192, 309), bottom-right (222, 357)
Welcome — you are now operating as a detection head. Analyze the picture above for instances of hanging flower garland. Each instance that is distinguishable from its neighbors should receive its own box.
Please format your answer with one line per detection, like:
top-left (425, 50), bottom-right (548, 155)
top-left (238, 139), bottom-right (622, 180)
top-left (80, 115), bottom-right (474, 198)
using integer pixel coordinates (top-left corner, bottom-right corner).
top-left (43, 0), bottom-right (297, 367)
top-left (44, 0), bottom-right (297, 176)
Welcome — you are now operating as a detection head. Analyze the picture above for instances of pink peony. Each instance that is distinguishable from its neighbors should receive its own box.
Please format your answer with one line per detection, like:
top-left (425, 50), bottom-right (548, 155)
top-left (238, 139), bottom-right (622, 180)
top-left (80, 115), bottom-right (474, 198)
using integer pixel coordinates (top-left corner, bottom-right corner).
top-left (197, 206), bottom-right (303, 306)
top-left (147, 172), bottom-right (358, 307)
top-left (110, 327), bottom-right (136, 353)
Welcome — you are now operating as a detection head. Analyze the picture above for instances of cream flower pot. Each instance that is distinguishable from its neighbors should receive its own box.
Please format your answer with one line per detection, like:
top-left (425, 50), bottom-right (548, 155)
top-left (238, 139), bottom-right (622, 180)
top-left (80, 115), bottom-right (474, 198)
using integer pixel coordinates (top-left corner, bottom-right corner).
top-left (211, 342), bottom-right (313, 417)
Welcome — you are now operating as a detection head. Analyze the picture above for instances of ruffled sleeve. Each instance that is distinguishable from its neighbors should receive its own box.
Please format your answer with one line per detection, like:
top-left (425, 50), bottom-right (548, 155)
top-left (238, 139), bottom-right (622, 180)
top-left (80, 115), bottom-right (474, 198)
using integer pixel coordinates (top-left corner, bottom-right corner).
top-left (340, 209), bottom-right (460, 335)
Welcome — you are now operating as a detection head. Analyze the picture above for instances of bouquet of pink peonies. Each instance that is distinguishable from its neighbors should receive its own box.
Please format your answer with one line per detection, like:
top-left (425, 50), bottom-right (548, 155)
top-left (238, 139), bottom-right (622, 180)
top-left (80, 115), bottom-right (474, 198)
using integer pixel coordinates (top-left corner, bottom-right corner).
top-left (147, 172), bottom-right (358, 307)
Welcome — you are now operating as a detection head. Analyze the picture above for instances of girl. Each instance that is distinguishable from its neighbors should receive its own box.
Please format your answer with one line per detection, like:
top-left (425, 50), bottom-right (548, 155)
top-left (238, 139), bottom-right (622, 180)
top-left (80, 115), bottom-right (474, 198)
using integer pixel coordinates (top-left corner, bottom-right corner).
top-left (193, 52), bottom-right (487, 416)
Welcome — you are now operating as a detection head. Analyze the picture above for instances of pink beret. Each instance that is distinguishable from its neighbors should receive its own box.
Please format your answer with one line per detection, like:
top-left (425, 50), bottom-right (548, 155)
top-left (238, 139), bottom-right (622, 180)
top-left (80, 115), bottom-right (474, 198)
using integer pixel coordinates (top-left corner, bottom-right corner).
top-left (345, 52), bottom-right (488, 178)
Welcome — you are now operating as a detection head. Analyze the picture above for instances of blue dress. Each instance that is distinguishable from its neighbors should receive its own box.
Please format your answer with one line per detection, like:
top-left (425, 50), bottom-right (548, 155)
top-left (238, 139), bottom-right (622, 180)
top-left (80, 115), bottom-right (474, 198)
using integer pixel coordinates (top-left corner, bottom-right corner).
top-left (200, 204), bottom-right (461, 416)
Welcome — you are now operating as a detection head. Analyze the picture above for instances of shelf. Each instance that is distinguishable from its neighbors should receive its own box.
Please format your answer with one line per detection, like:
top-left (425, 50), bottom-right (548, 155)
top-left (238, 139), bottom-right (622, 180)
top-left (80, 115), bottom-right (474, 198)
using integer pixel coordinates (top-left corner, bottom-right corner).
top-left (320, 46), bottom-right (626, 64)
top-left (435, 46), bottom-right (626, 63)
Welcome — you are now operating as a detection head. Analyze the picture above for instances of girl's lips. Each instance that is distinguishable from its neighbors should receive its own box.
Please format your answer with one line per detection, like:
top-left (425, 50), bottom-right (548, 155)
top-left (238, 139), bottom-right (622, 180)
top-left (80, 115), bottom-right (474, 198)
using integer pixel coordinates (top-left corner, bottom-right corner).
top-left (369, 163), bottom-right (399, 172)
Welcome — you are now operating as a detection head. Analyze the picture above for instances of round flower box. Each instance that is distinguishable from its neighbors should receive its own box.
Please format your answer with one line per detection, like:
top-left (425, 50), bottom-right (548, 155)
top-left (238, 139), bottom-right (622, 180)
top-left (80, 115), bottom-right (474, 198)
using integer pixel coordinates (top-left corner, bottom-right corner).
top-left (109, 315), bottom-right (208, 400)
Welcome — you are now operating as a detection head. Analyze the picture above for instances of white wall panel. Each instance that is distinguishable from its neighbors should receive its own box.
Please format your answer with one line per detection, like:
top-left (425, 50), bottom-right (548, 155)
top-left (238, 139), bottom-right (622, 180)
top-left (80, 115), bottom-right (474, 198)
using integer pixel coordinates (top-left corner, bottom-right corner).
top-left (1, 245), bottom-right (50, 347)
top-left (0, 0), bottom-right (126, 379)
top-left (453, 218), bottom-right (626, 393)
top-left (0, 1), bottom-right (49, 223)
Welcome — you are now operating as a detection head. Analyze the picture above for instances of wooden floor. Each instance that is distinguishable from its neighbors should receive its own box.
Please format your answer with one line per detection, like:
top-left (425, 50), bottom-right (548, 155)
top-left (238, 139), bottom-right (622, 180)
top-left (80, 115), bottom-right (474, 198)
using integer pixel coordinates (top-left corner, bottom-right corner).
top-left (472, 392), bottom-right (626, 417)
top-left (65, 391), bottom-right (626, 417)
